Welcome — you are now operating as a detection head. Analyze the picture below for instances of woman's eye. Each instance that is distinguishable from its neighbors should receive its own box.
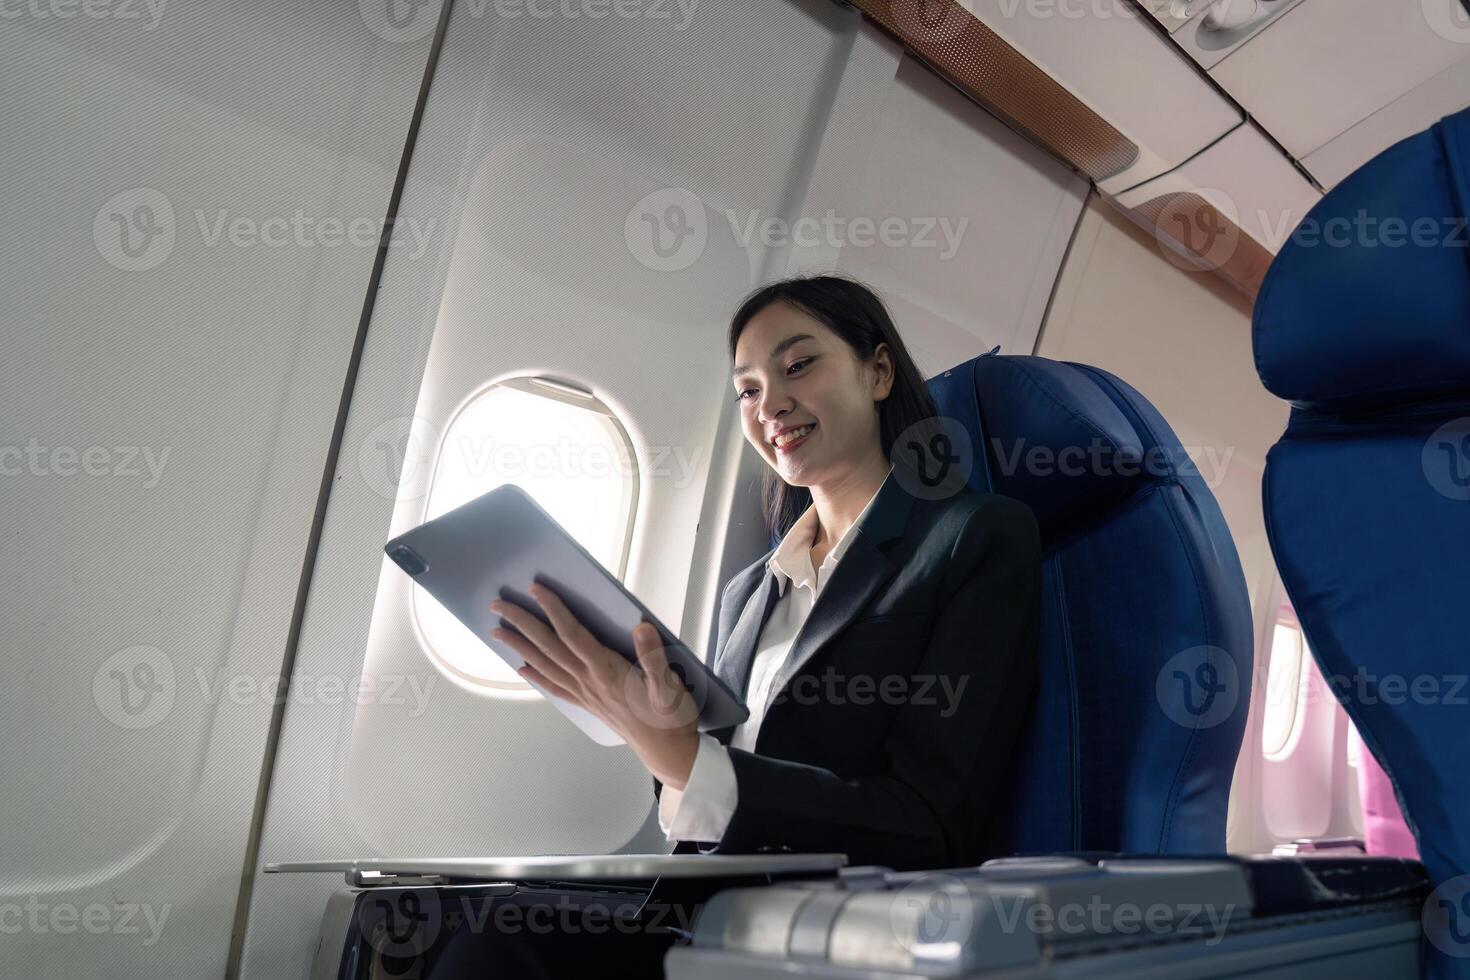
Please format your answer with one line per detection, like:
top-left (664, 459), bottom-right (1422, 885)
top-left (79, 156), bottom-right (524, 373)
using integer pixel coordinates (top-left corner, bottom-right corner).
top-left (734, 359), bottom-right (810, 400)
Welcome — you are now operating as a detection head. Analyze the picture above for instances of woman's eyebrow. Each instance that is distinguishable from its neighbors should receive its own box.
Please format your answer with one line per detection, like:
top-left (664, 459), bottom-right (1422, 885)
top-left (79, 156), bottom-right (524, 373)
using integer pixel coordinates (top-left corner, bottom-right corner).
top-left (732, 333), bottom-right (816, 380)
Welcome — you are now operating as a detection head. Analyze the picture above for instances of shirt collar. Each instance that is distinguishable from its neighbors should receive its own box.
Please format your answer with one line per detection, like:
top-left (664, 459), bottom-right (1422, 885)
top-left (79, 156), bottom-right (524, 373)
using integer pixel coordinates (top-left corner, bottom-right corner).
top-left (766, 467), bottom-right (892, 597)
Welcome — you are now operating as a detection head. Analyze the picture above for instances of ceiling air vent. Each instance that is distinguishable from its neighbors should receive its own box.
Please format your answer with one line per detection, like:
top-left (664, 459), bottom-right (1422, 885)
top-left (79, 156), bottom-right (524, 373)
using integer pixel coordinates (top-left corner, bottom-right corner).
top-left (1174, 0), bottom-right (1309, 69)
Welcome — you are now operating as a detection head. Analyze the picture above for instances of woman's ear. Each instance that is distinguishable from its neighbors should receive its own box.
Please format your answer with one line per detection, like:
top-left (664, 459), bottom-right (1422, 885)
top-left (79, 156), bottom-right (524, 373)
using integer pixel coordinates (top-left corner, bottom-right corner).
top-left (871, 343), bottom-right (895, 401)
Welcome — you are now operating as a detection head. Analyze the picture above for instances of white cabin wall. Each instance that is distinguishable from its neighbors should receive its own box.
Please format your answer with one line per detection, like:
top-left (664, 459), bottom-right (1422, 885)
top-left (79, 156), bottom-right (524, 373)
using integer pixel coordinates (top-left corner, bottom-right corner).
top-left (785, 51), bottom-right (1089, 373)
top-left (0, 3), bottom-right (436, 978)
top-left (240, 3), bottom-right (881, 976)
top-left (242, 9), bottom-right (1096, 976)
top-left (1036, 197), bottom-right (1291, 852)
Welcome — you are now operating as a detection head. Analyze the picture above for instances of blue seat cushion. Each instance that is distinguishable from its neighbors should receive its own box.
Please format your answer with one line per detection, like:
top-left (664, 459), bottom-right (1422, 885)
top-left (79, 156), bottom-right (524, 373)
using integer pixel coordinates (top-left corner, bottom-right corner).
top-left (1254, 107), bottom-right (1470, 410)
top-left (928, 355), bottom-right (1253, 855)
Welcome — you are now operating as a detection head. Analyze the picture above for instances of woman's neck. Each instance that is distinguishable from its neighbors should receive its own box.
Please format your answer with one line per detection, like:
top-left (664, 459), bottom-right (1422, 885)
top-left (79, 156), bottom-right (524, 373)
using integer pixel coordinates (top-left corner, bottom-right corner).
top-left (807, 454), bottom-right (892, 554)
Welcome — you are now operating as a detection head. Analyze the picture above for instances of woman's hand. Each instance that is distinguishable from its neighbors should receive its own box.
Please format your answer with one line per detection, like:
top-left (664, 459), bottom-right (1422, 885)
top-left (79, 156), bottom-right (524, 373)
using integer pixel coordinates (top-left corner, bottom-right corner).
top-left (489, 581), bottom-right (701, 790)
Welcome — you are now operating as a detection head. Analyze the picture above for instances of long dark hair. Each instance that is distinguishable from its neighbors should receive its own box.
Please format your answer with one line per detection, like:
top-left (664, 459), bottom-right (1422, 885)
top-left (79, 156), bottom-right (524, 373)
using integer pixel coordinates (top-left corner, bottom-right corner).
top-left (728, 274), bottom-right (938, 542)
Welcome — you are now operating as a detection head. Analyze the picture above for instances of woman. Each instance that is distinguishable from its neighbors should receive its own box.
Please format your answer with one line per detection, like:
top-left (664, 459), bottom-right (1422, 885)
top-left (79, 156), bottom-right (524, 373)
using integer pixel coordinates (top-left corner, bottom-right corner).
top-left (490, 274), bottom-right (1041, 873)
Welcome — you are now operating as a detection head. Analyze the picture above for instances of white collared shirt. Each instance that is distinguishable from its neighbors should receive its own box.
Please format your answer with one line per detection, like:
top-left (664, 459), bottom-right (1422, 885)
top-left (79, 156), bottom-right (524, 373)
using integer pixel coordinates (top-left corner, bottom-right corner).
top-left (657, 470), bottom-right (890, 843)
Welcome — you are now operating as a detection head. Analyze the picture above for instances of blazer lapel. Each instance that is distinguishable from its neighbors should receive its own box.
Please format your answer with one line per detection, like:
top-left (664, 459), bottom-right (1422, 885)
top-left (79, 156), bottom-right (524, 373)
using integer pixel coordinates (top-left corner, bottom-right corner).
top-left (709, 568), bottom-right (780, 746)
top-left (715, 569), bottom-right (780, 701)
top-left (767, 470), bottom-right (919, 715)
top-left (709, 469), bottom-right (920, 746)
top-left (766, 531), bottom-right (896, 702)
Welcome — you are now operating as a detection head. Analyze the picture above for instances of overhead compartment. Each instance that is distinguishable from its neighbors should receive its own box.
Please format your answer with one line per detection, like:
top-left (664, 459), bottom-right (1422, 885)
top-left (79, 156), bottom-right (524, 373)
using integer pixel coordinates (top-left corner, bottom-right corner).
top-left (1305, 56), bottom-right (1470, 189)
top-left (960, 0), bottom-right (1243, 192)
top-left (1208, 0), bottom-right (1470, 160)
top-left (1113, 120), bottom-right (1321, 251)
top-left (1110, 120), bottom-right (1322, 294)
top-left (850, 0), bottom-right (1242, 194)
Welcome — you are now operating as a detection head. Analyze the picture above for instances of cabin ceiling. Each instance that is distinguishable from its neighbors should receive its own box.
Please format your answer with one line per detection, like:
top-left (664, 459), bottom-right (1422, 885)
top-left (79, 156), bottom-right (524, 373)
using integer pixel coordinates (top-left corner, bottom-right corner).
top-left (854, 0), bottom-right (1470, 296)
top-left (1140, 0), bottom-right (1470, 189)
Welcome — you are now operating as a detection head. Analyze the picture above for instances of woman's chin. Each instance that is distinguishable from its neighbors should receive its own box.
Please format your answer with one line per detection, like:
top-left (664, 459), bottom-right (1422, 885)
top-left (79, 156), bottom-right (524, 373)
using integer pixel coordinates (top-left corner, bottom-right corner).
top-left (775, 456), bottom-right (821, 485)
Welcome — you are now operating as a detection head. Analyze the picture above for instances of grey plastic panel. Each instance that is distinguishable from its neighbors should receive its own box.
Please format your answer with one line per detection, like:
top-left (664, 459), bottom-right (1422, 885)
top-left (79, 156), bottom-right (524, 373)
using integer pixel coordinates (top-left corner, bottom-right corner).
top-left (672, 859), bottom-right (1424, 979)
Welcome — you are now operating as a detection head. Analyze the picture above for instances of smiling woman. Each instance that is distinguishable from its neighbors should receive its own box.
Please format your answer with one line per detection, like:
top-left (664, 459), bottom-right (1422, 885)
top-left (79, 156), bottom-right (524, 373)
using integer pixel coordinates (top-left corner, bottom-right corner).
top-left (489, 274), bottom-right (1042, 874)
top-left (648, 276), bottom-right (1040, 868)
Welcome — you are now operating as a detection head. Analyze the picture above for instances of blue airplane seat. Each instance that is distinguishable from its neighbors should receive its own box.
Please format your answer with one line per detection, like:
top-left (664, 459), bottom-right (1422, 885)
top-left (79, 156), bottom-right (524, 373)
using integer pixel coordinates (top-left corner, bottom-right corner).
top-left (927, 353), bottom-right (1253, 854)
top-left (1253, 106), bottom-right (1470, 976)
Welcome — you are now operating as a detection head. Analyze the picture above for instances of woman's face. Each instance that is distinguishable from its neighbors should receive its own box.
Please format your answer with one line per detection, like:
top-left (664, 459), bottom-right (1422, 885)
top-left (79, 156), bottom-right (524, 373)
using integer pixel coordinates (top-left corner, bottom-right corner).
top-left (731, 301), bottom-right (893, 489)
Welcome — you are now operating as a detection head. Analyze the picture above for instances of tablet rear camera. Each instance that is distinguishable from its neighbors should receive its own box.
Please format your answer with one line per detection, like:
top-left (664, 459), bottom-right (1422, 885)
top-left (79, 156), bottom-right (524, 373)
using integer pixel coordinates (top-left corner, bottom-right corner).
top-left (388, 544), bottom-right (428, 576)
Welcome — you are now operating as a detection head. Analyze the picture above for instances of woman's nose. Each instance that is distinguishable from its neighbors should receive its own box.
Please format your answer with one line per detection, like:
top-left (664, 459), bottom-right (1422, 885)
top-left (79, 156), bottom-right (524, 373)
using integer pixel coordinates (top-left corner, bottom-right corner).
top-left (757, 386), bottom-right (794, 423)
top-left (759, 399), bottom-right (794, 425)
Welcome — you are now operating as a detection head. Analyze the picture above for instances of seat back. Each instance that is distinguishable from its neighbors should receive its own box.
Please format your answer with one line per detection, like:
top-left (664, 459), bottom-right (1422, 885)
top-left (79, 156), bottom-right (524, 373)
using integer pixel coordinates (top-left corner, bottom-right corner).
top-left (1353, 728), bottom-right (1420, 860)
top-left (1253, 106), bottom-right (1470, 975)
top-left (927, 354), bottom-right (1253, 854)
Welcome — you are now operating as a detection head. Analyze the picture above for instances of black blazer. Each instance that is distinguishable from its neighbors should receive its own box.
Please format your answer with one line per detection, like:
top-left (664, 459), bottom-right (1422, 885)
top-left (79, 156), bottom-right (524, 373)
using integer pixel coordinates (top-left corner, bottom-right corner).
top-left (654, 469), bottom-right (1041, 871)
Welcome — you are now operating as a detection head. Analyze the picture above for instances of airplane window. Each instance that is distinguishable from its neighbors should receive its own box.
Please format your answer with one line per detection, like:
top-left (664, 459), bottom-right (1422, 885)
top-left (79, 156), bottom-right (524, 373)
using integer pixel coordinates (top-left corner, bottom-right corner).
top-left (1262, 608), bottom-right (1307, 758)
top-left (1346, 718), bottom-right (1364, 771)
top-left (410, 378), bottom-right (638, 694)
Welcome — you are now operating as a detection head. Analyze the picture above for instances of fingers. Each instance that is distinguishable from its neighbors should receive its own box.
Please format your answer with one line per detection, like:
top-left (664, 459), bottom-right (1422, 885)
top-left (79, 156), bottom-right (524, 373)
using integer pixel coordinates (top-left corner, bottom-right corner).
top-left (525, 582), bottom-right (604, 668)
top-left (490, 623), bottom-right (580, 694)
top-left (489, 597), bottom-right (562, 656)
top-left (517, 663), bottom-right (582, 708)
top-left (631, 623), bottom-right (699, 728)
top-left (491, 585), bottom-right (623, 692)
top-left (632, 622), bottom-right (669, 696)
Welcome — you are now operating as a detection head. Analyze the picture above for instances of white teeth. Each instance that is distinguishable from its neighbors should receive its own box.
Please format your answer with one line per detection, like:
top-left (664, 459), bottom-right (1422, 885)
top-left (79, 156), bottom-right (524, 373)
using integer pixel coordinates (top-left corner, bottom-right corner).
top-left (774, 424), bottom-right (814, 448)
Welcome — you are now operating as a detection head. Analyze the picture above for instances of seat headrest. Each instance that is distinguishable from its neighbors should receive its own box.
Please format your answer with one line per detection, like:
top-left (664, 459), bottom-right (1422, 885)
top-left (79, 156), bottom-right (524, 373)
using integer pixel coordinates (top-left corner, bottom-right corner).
top-left (964, 356), bottom-right (1149, 536)
top-left (1253, 106), bottom-right (1470, 410)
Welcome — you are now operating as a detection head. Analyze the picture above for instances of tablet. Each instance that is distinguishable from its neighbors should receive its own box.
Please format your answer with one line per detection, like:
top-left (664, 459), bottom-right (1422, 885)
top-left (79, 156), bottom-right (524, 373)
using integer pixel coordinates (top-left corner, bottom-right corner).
top-left (384, 484), bottom-right (749, 745)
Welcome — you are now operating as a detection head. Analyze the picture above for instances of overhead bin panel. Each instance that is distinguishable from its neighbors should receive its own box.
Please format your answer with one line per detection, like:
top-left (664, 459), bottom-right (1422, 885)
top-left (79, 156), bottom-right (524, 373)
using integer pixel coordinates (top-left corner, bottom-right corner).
top-left (1304, 56), bottom-right (1470, 189)
top-left (851, 0), bottom-right (1241, 193)
top-left (1113, 120), bottom-right (1321, 265)
top-left (1208, 0), bottom-right (1470, 160)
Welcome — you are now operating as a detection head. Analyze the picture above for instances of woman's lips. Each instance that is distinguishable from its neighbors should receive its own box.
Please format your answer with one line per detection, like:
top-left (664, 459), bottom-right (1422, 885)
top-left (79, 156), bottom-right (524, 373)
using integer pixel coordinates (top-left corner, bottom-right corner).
top-left (773, 423), bottom-right (815, 455)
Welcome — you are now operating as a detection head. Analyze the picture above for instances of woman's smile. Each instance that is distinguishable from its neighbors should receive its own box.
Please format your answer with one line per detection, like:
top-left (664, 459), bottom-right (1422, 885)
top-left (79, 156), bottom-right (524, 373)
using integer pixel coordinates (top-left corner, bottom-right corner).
top-left (773, 422), bottom-right (816, 455)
